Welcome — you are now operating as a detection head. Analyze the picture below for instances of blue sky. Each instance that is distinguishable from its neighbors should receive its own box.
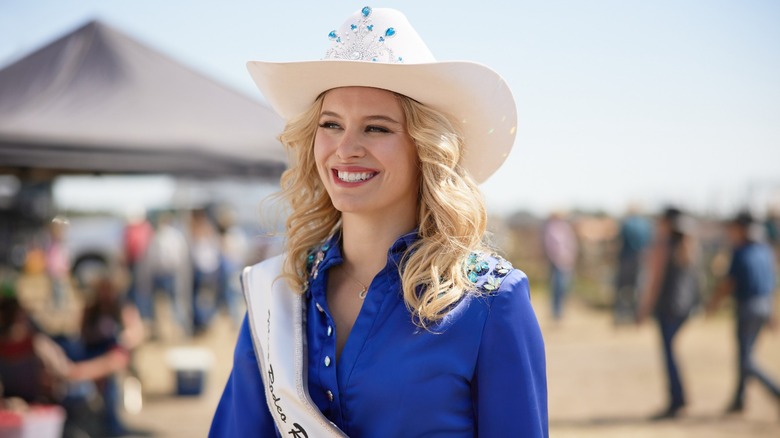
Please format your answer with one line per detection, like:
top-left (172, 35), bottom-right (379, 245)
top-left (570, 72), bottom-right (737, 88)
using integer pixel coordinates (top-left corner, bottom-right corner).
top-left (2, 0), bottom-right (779, 216)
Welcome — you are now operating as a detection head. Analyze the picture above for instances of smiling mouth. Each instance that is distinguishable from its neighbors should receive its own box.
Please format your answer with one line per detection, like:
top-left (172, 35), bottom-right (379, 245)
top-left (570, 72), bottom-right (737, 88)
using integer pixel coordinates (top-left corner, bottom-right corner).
top-left (336, 170), bottom-right (377, 183)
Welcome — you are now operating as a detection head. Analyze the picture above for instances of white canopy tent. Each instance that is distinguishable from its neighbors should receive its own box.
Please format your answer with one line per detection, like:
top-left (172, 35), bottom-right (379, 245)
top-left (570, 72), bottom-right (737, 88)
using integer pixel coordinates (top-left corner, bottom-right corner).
top-left (0, 20), bottom-right (286, 178)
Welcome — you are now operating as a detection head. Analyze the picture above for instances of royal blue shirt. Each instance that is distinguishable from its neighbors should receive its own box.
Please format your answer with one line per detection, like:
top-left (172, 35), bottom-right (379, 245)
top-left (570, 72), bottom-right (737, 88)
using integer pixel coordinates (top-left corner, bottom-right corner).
top-left (211, 232), bottom-right (548, 437)
top-left (728, 241), bottom-right (776, 302)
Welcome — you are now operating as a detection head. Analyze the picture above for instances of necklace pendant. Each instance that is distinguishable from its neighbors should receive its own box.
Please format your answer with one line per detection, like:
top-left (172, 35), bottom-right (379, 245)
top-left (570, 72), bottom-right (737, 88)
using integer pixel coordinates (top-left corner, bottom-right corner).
top-left (358, 287), bottom-right (368, 300)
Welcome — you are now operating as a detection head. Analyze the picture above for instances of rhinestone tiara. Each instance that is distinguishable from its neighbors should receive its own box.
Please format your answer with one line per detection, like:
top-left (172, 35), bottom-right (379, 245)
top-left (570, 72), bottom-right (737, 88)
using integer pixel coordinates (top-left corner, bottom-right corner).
top-left (323, 6), bottom-right (403, 63)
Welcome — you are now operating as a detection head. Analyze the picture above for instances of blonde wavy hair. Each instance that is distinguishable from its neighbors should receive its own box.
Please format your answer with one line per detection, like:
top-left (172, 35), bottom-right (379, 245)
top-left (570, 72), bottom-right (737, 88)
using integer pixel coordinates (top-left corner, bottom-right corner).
top-left (276, 89), bottom-right (488, 326)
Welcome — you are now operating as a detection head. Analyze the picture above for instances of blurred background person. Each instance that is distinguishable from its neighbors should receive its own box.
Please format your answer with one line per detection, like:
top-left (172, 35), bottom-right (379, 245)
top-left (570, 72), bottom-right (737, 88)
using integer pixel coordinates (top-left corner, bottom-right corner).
top-left (706, 211), bottom-right (780, 414)
top-left (135, 211), bottom-right (191, 339)
top-left (637, 206), bottom-right (701, 419)
top-left (542, 211), bottom-right (578, 321)
top-left (44, 216), bottom-right (71, 310)
top-left (215, 205), bottom-right (248, 328)
top-left (765, 205), bottom-right (780, 256)
top-left (77, 276), bottom-right (146, 436)
top-left (122, 206), bottom-right (153, 312)
top-left (614, 205), bottom-right (652, 325)
top-left (0, 284), bottom-right (130, 437)
top-left (189, 208), bottom-right (221, 335)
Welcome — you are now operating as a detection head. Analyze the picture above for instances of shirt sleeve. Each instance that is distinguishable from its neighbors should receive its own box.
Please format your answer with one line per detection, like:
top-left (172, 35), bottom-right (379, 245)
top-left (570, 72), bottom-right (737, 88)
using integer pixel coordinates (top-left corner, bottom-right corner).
top-left (210, 315), bottom-right (278, 437)
top-left (474, 270), bottom-right (549, 437)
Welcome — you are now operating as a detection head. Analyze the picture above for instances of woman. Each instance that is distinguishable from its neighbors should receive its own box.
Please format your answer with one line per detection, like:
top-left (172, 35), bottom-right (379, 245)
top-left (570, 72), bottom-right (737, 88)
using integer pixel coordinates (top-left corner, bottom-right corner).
top-left (0, 290), bottom-right (130, 437)
top-left (79, 276), bottom-right (145, 437)
top-left (637, 207), bottom-right (700, 419)
top-left (541, 211), bottom-right (578, 321)
top-left (211, 6), bottom-right (547, 437)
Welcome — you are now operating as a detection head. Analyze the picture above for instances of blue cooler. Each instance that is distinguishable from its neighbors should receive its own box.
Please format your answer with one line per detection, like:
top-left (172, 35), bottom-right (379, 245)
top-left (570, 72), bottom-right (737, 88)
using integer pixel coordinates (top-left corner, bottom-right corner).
top-left (166, 347), bottom-right (214, 397)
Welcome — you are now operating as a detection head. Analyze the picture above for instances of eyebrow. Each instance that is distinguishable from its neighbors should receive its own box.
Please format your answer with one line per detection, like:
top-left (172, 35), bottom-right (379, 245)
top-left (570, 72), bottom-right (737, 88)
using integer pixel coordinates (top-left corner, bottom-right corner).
top-left (319, 110), bottom-right (402, 125)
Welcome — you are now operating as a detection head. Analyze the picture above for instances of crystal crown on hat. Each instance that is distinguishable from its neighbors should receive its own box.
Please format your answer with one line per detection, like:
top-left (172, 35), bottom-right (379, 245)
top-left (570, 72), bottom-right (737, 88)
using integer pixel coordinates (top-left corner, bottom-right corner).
top-left (324, 6), bottom-right (403, 63)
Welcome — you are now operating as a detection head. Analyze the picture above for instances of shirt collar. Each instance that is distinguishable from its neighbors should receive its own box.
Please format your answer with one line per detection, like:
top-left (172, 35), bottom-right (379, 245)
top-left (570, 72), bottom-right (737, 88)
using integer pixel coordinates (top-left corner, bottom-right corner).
top-left (388, 229), bottom-right (420, 260)
top-left (314, 228), bottom-right (419, 270)
top-left (304, 229), bottom-right (419, 298)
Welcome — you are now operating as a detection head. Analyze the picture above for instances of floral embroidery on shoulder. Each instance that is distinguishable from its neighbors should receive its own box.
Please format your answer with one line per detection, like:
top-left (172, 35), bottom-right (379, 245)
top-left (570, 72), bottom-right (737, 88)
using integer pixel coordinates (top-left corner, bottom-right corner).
top-left (463, 251), bottom-right (513, 293)
top-left (302, 241), bottom-right (332, 292)
top-left (305, 241), bottom-right (331, 280)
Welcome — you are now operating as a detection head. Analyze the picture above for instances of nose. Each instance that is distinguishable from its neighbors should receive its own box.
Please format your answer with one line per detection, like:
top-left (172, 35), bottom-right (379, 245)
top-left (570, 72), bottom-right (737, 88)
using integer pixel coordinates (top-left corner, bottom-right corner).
top-left (335, 127), bottom-right (365, 160)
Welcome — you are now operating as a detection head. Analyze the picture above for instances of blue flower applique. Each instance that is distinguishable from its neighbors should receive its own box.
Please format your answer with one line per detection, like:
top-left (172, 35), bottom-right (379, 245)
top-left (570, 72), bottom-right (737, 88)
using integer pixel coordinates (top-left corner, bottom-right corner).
top-left (464, 251), bottom-right (513, 293)
top-left (303, 242), bottom-right (332, 292)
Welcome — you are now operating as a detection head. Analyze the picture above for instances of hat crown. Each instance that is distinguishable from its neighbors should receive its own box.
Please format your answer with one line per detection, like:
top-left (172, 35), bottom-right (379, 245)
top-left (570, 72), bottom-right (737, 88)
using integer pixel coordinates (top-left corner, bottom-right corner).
top-left (324, 6), bottom-right (435, 64)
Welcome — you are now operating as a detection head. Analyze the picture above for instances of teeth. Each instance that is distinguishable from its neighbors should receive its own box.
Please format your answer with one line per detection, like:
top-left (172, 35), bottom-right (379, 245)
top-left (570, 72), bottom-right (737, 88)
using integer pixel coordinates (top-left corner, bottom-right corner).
top-left (337, 171), bottom-right (374, 183)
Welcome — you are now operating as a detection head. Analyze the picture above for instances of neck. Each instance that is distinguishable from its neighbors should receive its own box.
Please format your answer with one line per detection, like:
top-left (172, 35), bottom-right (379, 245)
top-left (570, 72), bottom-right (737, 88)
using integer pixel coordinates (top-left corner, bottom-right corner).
top-left (340, 211), bottom-right (416, 280)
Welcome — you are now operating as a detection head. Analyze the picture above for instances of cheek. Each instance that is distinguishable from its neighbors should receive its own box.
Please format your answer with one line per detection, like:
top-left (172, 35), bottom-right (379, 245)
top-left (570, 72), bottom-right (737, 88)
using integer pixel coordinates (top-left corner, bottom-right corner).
top-left (313, 137), bottom-right (330, 176)
top-left (312, 134), bottom-right (325, 162)
top-left (403, 142), bottom-right (420, 179)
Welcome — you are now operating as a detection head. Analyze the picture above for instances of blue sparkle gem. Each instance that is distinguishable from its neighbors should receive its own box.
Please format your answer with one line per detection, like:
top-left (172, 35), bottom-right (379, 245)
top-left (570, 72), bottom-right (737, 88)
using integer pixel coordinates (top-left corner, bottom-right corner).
top-left (385, 27), bottom-right (396, 37)
top-left (328, 30), bottom-right (337, 40)
top-left (371, 57), bottom-right (377, 62)
top-left (351, 24), bottom-right (358, 31)
top-left (337, 37), bottom-right (341, 43)
top-left (361, 6), bottom-right (372, 17)
top-left (367, 24), bottom-right (374, 31)
top-left (378, 36), bottom-right (384, 42)
top-left (322, 243), bottom-right (330, 251)
top-left (468, 271), bottom-right (478, 283)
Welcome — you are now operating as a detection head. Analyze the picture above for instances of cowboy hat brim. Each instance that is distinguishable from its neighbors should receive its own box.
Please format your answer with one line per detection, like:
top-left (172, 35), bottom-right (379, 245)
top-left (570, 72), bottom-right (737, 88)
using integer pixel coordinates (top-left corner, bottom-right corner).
top-left (247, 59), bottom-right (517, 184)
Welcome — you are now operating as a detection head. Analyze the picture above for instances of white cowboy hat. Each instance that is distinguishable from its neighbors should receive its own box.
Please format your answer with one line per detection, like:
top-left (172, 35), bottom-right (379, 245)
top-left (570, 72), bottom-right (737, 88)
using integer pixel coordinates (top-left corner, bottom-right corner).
top-left (247, 6), bottom-right (517, 184)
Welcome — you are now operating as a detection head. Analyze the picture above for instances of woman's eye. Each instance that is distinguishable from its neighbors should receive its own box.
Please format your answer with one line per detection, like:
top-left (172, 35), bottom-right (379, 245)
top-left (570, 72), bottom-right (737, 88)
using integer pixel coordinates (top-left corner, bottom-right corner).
top-left (319, 121), bottom-right (341, 129)
top-left (366, 125), bottom-right (390, 133)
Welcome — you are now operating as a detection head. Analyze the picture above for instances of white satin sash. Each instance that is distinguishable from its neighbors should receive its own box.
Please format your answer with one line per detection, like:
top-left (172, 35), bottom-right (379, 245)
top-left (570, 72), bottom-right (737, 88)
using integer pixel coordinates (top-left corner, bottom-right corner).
top-left (242, 255), bottom-right (348, 437)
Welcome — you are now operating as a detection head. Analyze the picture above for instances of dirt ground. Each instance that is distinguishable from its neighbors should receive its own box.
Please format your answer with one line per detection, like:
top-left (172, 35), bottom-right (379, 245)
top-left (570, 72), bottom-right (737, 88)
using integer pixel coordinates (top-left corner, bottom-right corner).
top-left (15, 275), bottom-right (780, 437)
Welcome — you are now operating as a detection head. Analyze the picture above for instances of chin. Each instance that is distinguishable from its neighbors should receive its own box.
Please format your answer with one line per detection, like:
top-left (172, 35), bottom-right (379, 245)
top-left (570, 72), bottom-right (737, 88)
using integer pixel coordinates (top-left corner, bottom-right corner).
top-left (330, 199), bottom-right (365, 214)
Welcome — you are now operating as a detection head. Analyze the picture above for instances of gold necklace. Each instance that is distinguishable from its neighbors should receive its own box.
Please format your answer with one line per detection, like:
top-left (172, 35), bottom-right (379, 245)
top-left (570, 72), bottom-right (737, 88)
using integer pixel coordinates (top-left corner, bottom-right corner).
top-left (341, 264), bottom-right (369, 299)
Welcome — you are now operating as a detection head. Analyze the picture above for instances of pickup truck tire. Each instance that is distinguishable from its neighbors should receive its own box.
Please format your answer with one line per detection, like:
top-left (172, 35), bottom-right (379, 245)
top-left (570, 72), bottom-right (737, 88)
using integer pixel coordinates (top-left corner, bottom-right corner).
top-left (72, 253), bottom-right (109, 289)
